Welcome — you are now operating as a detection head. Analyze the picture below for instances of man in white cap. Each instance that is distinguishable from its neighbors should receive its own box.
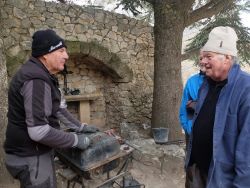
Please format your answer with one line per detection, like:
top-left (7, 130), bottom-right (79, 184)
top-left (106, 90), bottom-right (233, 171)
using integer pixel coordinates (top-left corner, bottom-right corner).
top-left (185, 26), bottom-right (250, 187)
top-left (4, 29), bottom-right (99, 188)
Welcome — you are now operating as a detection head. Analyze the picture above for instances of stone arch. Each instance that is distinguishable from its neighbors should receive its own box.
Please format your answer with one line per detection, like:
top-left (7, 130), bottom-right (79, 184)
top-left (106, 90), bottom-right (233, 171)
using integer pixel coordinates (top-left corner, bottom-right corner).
top-left (5, 41), bottom-right (134, 82)
top-left (66, 41), bottom-right (133, 83)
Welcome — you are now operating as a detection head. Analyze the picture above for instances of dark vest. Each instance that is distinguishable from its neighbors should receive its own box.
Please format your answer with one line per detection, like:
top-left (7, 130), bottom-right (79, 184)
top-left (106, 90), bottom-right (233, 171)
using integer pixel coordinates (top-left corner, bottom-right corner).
top-left (4, 57), bottom-right (61, 156)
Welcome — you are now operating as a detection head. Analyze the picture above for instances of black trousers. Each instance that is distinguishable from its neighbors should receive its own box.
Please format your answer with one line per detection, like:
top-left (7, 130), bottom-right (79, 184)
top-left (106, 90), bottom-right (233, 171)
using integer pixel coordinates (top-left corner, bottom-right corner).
top-left (185, 133), bottom-right (190, 152)
top-left (185, 164), bottom-right (207, 188)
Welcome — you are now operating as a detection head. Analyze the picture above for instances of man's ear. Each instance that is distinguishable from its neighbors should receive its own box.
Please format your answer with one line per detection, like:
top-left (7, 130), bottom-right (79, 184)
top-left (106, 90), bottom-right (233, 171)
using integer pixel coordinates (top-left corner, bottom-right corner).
top-left (225, 55), bottom-right (233, 60)
top-left (225, 55), bottom-right (233, 64)
top-left (37, 55), bottom-right (47, 64)
top-left (43, 54), bottom-right (48, 60)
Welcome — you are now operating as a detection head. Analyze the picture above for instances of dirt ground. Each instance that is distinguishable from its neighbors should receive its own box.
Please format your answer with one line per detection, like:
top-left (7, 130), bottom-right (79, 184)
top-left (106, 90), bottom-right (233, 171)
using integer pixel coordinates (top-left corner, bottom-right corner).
top-left (57, 139), bottom-right (186, 188)
top-left (55, 153), bottom-right (185, 188)
top-left (128, 157), bottom-right (185, 188)
top-left (0, 160), bottom-right (185, 188)
top-left (0, 140), bottom-right (186, 188)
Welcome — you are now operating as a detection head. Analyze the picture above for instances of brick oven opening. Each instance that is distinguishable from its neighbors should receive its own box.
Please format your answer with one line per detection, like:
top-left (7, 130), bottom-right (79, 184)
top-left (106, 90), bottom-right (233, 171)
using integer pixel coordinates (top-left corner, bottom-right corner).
top-left (58, 54), bottom-right (112, 129)
top-left (57, 41), bottom-right (133, 129)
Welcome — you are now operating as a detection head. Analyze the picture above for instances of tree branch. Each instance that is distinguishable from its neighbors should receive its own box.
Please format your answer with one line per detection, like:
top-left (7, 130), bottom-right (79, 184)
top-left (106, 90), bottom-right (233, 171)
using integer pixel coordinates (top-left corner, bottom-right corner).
top-left (181, 49), bottom-right (199, 61)
top-left (57, 0), bottom-right (67, 3)
top-left (185, 0), bottom-right (235, 27)
top-left (184, 0), bottom-right (196, 10)
top-left (144, 0), bottom-right (154, 5)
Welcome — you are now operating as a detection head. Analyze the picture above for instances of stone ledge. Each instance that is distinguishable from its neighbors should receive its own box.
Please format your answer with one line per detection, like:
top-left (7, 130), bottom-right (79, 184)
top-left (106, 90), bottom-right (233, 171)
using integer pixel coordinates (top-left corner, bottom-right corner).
top-left (65, 93), bottom-right (102, 123)
top-left (64, 93), bottom-right (102, 102)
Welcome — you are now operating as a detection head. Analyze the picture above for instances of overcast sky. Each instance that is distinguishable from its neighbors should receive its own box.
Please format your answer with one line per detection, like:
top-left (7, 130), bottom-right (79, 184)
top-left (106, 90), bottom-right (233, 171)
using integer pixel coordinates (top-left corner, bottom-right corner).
top-left (240, 12), bottom-right (250, 28)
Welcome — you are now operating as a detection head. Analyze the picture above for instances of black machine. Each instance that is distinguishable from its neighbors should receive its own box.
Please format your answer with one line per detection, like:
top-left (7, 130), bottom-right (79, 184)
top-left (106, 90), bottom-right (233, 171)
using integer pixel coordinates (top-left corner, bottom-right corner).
top-left (56, 131), bottom-right (144, 188)
top-left (56, 132), bottom-right (121, 176)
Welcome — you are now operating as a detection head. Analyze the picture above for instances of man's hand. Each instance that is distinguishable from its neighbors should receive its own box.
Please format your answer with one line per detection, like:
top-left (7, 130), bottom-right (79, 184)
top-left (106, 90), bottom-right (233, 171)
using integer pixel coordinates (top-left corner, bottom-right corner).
top-left (186, 100), bottom-right (197, 119)
top-left (76, 134), bottom-right (91, 150)
top-left (186, 100), bottom-right (197, 110)
top-left (80, 124), bottom-right (99, 133)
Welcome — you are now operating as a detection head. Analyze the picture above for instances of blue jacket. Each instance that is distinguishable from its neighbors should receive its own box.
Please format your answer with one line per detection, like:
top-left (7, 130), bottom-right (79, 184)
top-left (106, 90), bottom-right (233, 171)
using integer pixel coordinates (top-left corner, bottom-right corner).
top-left (186, 63), bottom-right (250, 187)
top-left (179, 73), bottom-right (204, 134)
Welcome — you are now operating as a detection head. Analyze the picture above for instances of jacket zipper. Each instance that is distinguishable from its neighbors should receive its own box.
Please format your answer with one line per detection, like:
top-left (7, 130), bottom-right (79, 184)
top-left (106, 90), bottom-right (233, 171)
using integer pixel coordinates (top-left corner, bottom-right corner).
top-left (35, 145), bottom-right (39, 179)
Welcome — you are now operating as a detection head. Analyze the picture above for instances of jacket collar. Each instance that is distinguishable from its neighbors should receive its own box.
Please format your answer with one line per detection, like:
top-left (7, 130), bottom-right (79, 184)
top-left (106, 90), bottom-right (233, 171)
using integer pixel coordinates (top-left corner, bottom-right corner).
top-left (29, 56), bottom-right (59, 87)
top-left (227, 62), bottom-right (240, 85)
top-left (29, 56), bottom-right (51, 75)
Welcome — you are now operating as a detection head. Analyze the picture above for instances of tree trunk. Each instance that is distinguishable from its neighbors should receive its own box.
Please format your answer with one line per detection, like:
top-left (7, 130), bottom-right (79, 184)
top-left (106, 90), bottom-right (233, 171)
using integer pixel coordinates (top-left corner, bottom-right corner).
top-left (151, 2), bottom-right (185, 141)
top-left (0, 49), bottom-right (13, 183)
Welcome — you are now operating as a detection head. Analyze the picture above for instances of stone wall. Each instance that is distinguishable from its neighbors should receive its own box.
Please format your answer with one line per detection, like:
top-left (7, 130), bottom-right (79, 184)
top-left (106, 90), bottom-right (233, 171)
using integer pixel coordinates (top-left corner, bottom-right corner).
top-left (1, 0), bottom-right (154, 131)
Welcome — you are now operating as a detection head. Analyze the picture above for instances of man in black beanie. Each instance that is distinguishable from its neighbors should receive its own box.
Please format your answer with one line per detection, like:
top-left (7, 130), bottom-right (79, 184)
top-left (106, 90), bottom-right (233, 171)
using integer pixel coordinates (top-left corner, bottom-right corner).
top-left (4, 29), bottom-right (99, 188)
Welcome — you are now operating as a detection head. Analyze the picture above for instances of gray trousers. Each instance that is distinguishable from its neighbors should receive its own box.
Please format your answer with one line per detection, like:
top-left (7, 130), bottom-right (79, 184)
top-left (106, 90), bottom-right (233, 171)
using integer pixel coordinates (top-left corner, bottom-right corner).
top-left (5, 151), bottom-right (57, 188)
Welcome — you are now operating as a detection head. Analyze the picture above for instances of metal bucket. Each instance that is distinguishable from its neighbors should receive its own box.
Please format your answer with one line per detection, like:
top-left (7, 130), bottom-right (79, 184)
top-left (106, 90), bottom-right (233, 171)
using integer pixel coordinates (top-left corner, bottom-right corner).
top-left (152, 127), bottom-right (169, 144)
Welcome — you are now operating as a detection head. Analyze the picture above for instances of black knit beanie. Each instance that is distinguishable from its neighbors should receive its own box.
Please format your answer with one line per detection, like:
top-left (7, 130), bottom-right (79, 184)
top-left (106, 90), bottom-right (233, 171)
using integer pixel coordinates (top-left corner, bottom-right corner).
top-left (32, 29), bottom-right (66, 57)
